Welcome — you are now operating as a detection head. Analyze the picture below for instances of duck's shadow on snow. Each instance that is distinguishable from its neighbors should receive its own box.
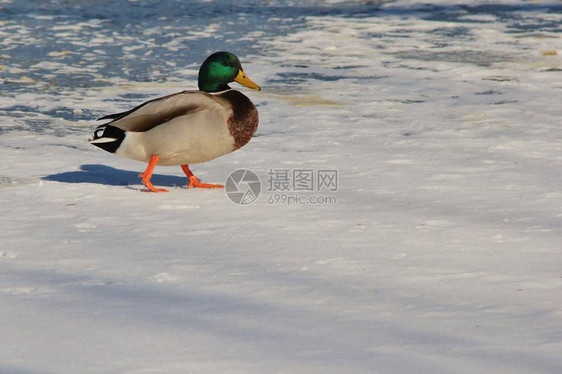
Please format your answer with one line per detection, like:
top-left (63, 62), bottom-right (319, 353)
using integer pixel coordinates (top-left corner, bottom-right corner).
top-left (43, 164), bottom-right (187, 188)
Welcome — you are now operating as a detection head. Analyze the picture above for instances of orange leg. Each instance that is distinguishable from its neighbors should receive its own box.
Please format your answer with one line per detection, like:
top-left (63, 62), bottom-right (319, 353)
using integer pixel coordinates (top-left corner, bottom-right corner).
top-left (181, 165), bottom-right (224, 189)
top-left (138, 155), bottom-right (168, 192)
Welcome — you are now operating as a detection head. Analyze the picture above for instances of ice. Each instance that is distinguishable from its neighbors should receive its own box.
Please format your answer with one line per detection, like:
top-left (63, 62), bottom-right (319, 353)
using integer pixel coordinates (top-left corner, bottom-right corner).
top-left (1, 1), bottom-right (561, 373)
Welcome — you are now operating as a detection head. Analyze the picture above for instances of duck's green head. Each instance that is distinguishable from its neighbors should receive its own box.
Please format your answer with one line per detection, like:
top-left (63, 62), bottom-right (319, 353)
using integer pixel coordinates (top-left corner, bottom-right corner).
top-left (198, 51), bottom-right (261, 93)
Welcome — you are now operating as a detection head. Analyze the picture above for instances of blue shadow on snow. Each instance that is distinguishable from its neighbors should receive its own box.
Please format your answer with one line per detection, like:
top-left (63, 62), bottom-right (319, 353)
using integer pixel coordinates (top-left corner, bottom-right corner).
top-left (43, 164), bottom-right (187, 188)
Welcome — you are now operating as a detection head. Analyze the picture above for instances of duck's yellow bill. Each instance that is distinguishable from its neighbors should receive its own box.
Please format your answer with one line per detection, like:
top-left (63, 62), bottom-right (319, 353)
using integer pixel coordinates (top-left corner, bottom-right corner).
top-left (234, 69), bottom-right (261, 91)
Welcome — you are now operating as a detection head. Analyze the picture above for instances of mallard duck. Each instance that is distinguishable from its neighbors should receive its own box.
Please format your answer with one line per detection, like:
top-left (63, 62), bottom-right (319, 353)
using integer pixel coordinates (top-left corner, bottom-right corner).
top-left (88, 51), bottom-right (260, 192)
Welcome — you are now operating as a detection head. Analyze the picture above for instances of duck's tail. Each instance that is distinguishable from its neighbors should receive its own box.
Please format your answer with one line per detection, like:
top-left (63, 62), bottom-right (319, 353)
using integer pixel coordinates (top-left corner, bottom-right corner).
top-left (87, 125), bottom-right (126, 153)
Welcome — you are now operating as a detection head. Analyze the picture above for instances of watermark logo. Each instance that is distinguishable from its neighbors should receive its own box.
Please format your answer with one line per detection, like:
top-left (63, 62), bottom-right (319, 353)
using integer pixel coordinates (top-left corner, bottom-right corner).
top-left (267, 169), bottom-right (338, 192)
top-left (225, 168), bottom-right (338, 206)
top-left (225, 169), bottom-right (261, 205)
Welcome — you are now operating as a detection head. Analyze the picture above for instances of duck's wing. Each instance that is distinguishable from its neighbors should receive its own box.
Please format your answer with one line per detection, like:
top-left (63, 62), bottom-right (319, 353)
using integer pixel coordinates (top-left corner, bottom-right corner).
top-left (97, 90), bottom-right (227, 133)
top-left (97, 91), bottom-right (182, 123)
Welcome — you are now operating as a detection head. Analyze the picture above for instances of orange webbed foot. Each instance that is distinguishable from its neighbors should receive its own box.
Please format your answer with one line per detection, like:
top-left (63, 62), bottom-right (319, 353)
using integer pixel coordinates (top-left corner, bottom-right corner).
top-left (139, 175), bottom-right (168, 193)
top-left (187, 175), bottom-right (224, 189)
top-left (138, 155), bottom-right (168, 192)
top-left (181, 164), bottom-right (224, 189)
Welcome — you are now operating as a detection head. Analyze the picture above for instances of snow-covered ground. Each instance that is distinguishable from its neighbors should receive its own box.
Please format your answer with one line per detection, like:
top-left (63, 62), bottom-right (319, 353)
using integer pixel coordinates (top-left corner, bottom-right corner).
top-left (1, 1), bottom-right (561, 373)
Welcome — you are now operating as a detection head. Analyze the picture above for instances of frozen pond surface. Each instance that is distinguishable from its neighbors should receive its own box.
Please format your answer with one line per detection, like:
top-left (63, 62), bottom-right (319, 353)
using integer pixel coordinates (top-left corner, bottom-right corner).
top-left (1, 1), bottom-right (562, 373)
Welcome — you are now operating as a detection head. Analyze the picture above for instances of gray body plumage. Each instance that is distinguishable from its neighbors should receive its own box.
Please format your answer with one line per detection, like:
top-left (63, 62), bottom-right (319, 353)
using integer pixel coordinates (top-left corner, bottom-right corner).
top-left (89, 89), bottom-right (258, 166)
